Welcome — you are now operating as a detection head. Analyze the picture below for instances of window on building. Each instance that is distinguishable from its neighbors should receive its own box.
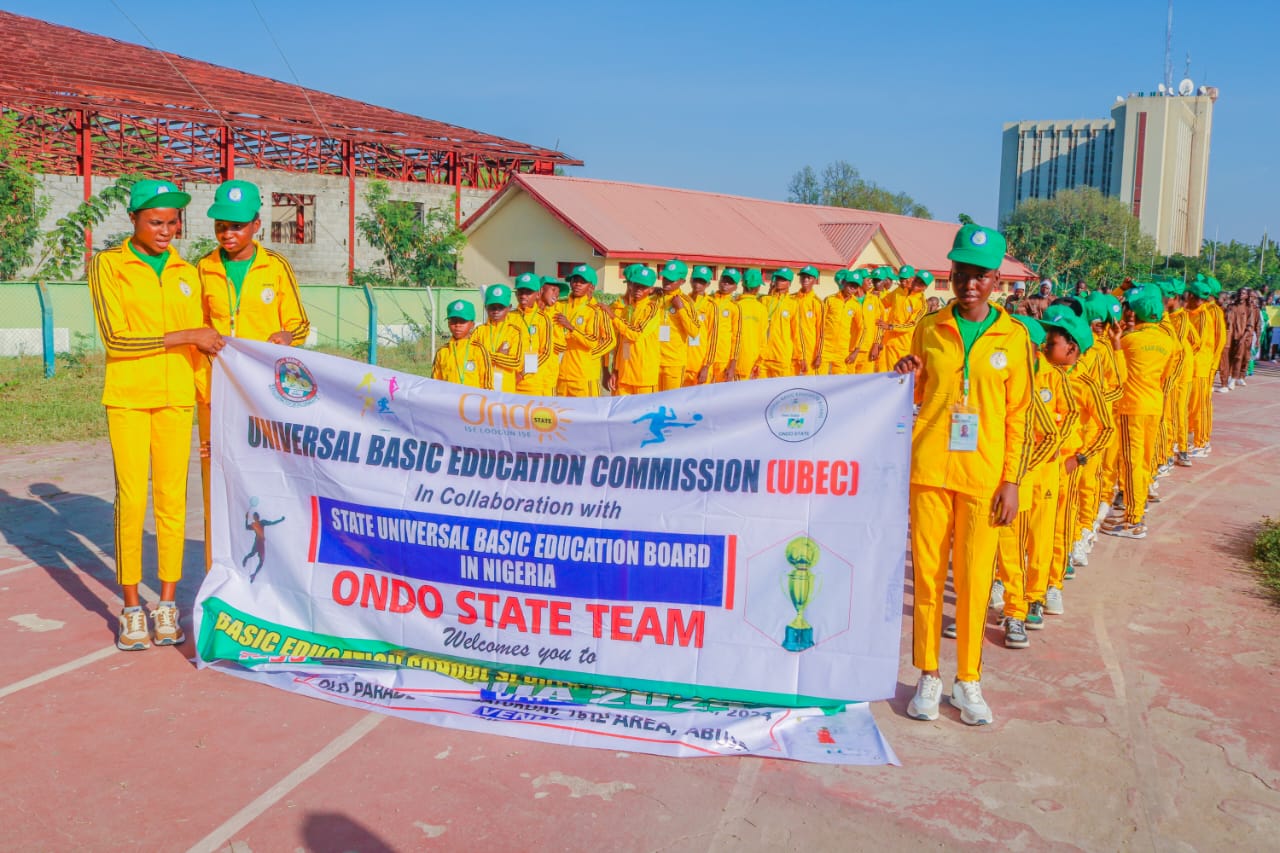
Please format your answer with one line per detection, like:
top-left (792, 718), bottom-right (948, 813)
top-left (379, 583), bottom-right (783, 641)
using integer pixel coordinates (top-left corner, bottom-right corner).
top-left (508, 261), bottom-right (535, 277)
top-left (557, 261), bottom-right (584, 279)
top-left (271, 193), bottom-right (315, 244)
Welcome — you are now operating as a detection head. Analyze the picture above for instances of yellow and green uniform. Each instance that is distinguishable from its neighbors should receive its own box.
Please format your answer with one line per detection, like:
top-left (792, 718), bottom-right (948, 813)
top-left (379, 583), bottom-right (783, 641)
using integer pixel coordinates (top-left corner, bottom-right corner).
top-left (472, 316), bottom-right (528, 394)
top-left (793, 289), bottom-right (822, 375)
top-left (735, 292), bottom-right (767, 378)
top-left (1186, 302), bottom-right (1223, 449)
top-left (707, 292), bottom-right (740, 382)
top-left (909, 305), bottom-right (1033, 682)
top-left (431, 335), bottom-right (493, 389)
top-left (684, 292), bottom-right (717, 386)
top-left (880, 288), bottom-right (927, 371)
top-left (1074, 340), bottom-right (1123, 535)
top-left (88, 240), bottom-right (205, 588)
top-left (556, 295), bottom-right (616, 397)
top-left (1052, 367), bottom-right (1113, 588)
top-left (1116, 324), bottom-right (1175, 524)
top-left (609, 296), bottom-right (663, 395)
top-left (1022, 356), bottom-right (1077, 609)
top-left (817, 292), bottom-right (863, 375)
top-left (759, 292), bottom-right (800, 378)
top-left (854, 291), bottom-right (884, 373)
top-left (653, 292), bottom-right (699, 391)
top-left (515, 305), bottom-right (556, 395)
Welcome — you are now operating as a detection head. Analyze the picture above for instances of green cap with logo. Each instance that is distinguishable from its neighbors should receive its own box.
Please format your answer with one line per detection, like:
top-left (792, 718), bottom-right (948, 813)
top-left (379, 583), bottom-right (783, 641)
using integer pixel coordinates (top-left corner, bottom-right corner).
top-left (1125, 285), bottom-right (1165, 323)
top-left (918, 269), bottom-right (935, 286)
top-left (743, 269), bottom-right (764, 290)
top-left (899, 265), bottom-right (916, 280)
top-left (691, 265), bottom-right (713, 282)
top-left (1206, 276), bottom-right (1222, 295)
top-left (834, 270), bottom-right (848, 284)
top-left (1041, 304), bottom-right (1095, 352)
top-left (799, 265), bottom-right (820, 278)
top-left (1082, 291), bottom-right (1121, 324)
top-left (514, 271), bottom-right (543, 291)
top-left (446, 299), bottom-right (476, 322)
top-left (484, 283), bottom-right (513, 307)
top-left (543, 276), bottom-right (571, 298)
top-left (1188, 279), bottom-right (1213, 299)
top-left (660, 259), bottom-right (689, 282)
top-left (720, 268), bottom-right (742, 284)
top-left (849, 269), bottom-right (867, 285)
top-left (625, 265), bottom-right (657, 287)
top-left (772, 267), bottom-right (795, 282)
top-left (567, 264), bottom-right (597, 286)
top-left (876, 265), bottom-right (898, 281)
top-left (128, 178), bottom-right (191, 213)
top-left (1010, 314), bottom-right (1047, 348)
top-left (947, 223), bottom-right (1007, 270)
top-left (207, 180), bottom-right (261, 222)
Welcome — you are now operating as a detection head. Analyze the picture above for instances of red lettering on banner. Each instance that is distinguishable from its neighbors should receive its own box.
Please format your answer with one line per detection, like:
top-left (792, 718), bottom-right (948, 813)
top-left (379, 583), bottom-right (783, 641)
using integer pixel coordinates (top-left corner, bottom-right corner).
top-left (765, 459), bottom-right (859, 496)
top-left (586, 604), bottom-right (705, 648)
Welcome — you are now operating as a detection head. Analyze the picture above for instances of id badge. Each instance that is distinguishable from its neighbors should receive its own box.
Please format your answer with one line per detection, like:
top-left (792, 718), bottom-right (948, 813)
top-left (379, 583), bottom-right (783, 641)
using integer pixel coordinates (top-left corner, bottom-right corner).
top-left (688, 335), bottom-right (700, 347)
top-left (658, 324), bottom-right (672, 342)
top-left (949, 405), bottom-right (979, 452)
top-left (493, 373), bottom-right (504, 393)
top-left (523, 353), bottom-right (539, 374)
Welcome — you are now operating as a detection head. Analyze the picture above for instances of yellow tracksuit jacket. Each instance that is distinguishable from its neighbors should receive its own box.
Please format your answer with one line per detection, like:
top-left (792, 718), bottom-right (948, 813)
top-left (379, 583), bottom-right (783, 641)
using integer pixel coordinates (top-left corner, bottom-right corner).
top-left (793, 290), bottom-right (822, 374)
top-left (197, 244), bottom-right (309, 346)
top-left (684, 292), bottom-right (717, 384)
top-left (515, 306), bottom-right (556, 395)
top-left (760, 292), bottom-right (800, 376)
top-left (708, 293), bottom-right (741, 381)
top-left (818, 293), bottom-right (865, 375)
top-left (1117, 324), bottom-right (1175, 525)
top-left (556, 296), bottom-right (616, 396)
top-left (1022, 356), bottom-right (1077, 609)
top-left (472, 317), bottom-right (528, 394)
top-left (432, 336), bottom-right (493, 389)
top-left (735, 293), bottom-right (767, 377)
top-left (855, 292), bottom-right (885, 373)
top-left (654, 291), bottom-right (699, 390)
top-left (880, 289), bottom-right (927, 371)
top-left (610, 297), bottom-right (663, 392)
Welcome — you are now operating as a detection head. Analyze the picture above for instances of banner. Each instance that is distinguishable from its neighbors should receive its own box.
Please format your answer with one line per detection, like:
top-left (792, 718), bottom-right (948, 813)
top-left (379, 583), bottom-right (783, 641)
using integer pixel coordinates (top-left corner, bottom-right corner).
top-left (196, 341), bottom-right (912, 763)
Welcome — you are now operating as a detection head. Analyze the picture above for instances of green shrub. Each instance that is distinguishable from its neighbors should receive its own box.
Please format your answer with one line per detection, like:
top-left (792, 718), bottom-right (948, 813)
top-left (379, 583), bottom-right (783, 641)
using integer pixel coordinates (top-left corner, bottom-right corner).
top-left (1255, 517), bottom-right (1280, 604)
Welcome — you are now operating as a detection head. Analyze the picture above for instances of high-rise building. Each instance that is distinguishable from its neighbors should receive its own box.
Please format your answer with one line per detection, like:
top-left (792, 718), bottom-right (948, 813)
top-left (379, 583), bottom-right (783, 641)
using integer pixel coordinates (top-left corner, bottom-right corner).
top-left (998, 86), bottom-right (1217, 257)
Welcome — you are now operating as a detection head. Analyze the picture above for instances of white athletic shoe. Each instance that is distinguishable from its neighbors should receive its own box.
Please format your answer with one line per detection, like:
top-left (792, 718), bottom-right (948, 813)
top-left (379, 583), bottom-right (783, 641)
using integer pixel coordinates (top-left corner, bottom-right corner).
top-left (1238, 378), bottom-right (1247, 387)
top-left (950, 679), bottom-right (994, 726)
top-left (907, 674), bottom-right (943, 721)
top-left (1215, 386), bottom-right (1230, 394)
top-left (989, 580), bottom-right (1005, 611)
top-left (1071, 539), bottom-right (1089, 567)
top-left (1045, 586), bottom-right (1064, 615)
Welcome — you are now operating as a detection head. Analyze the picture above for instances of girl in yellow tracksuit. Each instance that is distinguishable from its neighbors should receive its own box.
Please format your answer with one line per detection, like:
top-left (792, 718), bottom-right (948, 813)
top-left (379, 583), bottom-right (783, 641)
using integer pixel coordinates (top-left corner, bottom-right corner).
top-left (609, 266), bottom-right (663, 395)
top-left (1185, 281), bottom-right (1222, 452)
top-left (817, 272), bottom-right (867, 375)
top-left (89, 179), bottom-right (224, 651)
top-left (513, 273), bottom-right (556, 395)
top-left (554, 266), bottom-right (615, 397)
top-left (899, 224), bottom-right (1032, 727)
top-left (708, 272), bottom-right (742, 382)
top-left (735, 273), bottom-right (768, 378)
top-left (759, 271), bottom-right (800, 378)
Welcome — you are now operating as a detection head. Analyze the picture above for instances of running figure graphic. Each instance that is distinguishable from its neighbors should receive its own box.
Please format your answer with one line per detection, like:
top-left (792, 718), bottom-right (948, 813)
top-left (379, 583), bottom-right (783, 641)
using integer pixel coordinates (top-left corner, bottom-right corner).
top-left (244, 510), bottom-right (285, 581)
top-left (633, 406), bottom-right (703, 447)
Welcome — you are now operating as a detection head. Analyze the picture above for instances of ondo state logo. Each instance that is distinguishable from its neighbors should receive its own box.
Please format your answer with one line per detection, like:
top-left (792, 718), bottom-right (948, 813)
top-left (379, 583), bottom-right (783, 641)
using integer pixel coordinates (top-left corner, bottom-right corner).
top-left (765, 388), bottom-right (829, 443)
top-left (273, 356), bottom-right (318, 406)
top-left (457, 393), bottom-right (572, 443)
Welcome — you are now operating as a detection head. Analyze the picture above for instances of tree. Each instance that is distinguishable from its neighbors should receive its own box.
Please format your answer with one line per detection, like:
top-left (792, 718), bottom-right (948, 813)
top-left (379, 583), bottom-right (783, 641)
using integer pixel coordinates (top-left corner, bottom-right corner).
top-left (1003, 187), bottom-right (1157, 289)
top-left (787, 160), bottom-right (931, 219)
top-left (33, 174), bottom-right (139, 280)
top-left (355, 181), bottom-right (467, 287)
top-left (0, 114), bottom-right (51, 279)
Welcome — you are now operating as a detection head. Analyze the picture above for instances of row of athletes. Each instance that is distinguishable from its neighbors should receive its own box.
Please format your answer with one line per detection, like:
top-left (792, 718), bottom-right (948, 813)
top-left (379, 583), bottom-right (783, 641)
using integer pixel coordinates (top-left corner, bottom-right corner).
top-left (430, 260), bottom-right (935, 395)
top-left (87, 178), bottom-right (310, 651)
top-left (897, 224), bottom-right (1232, 727)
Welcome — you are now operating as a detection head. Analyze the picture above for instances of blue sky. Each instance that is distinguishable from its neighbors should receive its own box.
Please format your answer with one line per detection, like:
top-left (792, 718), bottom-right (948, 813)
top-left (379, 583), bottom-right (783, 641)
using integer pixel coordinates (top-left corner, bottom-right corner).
top-left (6, 1), bottom-right (1277, 244)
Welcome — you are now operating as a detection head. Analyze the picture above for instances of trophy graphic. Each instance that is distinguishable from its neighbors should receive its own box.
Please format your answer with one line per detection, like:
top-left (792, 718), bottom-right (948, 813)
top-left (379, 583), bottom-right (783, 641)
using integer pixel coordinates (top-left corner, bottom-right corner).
top-left (782, 536), bottom-right (820, 652)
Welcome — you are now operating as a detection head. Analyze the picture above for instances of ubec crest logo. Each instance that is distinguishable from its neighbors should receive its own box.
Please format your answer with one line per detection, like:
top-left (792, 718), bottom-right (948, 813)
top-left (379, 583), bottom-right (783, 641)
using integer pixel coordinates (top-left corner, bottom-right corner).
top-left (272, 357), bottom-right (318, 406)
top-left (765, 389), bottom-right (828, 443)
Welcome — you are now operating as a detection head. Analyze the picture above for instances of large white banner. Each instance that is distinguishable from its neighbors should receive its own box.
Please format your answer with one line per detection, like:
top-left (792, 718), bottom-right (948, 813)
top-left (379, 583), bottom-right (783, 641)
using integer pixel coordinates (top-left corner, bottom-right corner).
top-left (196, 341), bottom-right (911, 763)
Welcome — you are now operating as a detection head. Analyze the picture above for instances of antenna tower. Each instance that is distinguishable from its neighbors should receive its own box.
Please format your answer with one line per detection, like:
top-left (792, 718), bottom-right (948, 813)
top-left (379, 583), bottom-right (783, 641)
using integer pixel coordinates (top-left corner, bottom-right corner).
top-left (1164, 0), bottom-right (1174, 92)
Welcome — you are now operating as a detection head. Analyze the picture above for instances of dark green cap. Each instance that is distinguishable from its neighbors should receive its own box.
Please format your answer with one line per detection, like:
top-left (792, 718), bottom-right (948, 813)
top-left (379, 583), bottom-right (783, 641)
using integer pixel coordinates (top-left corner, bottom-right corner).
top-left (660, 259), bottom-right (689, 281)
top-left (514, 271), bottom-right (543, 291)
top-left (484, 283), bottom-right (513, 307)
top-left (567, 264), bottom-right (597, 286)
top-left (446, 299), bottom-right (475, 322)
top-left (129, 179), bottom-right (191, 212)
top-left (1010, 314), bottom-right (1047, 347)
top-left (1041, 304), bottom-right (1095, 352)
top-left (799, 265), bottom-right (820, 278)
top-left (772, 267), bottom-right (795, 282)
top-left (207, 180), bottom-right (261, 222)
top-left (743, 269), bottom-right (764, 290)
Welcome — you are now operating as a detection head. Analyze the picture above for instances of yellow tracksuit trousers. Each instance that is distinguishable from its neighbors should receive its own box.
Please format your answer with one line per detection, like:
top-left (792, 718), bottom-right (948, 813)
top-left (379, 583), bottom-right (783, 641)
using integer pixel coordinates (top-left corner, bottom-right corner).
top-left (557, 377), bottom-right (600, 397)
top-left (1187, 377), bottom-right (1214, 448)
top-left (1051, 462), bottom-right (1082, 589)
top-left (995, 510), bottom-right (1031, 620)
top-left (615, 383), bottom-right (655, 396)
top-left (1119, 414), bottom-right (1158, 525)
top-left (757, 360), bottom-right (791, 379)
top-left (658, 365), bottom-right (683, 391)
top-left (910, 484), bottom-right (999, 682)
top-left (1073, 454), bottom-right (1105, 538)
top-left (108, 405), bottom-right (193, 588)
top-left (1024, 462), bottom-right (1060, 605)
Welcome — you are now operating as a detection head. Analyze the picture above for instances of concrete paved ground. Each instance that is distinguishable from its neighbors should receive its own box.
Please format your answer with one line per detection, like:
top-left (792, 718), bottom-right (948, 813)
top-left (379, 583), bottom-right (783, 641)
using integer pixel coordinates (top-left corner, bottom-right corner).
top-left (1, 366), bottom-right (1278, 852)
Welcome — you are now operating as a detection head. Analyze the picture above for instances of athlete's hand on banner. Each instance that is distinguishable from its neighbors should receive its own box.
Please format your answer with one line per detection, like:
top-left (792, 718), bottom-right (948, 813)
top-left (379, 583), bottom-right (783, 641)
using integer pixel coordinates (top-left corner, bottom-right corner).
top-left (991, 482), bottom-right (1019, 526)
top-left (268, 331), bottom-right (293, 346)
top-left (170, 327), bottom-right (225, 356)
top-left (893, 354), bottom-right (922, 374)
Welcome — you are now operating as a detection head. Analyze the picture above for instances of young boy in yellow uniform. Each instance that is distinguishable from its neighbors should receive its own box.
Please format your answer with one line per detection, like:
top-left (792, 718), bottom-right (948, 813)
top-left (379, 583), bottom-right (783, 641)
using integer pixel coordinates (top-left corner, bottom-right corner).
top-left (513, 272), bottom-right (555, 395)
top-left (538, 276), bottom-right (569, 391)
top-left (874, 267), bottom-right (929, 370)
top-left (608, 265), bottom-right (663, 395)
top-left (857, 270), bottom-right (886, 373)
top-left (1043, 304), bottom-right (1111, 614)
top-left (684, 265), bottom-right (718, 386)
top-left (896, 224), bottom-right (1033, 726)
top-left (1158, 281), bottom-right (1199, 471)
top-left (197, 179), bottom-right (310, 570)
top-left (1104, 286), bottom-right (1174, 539)
top-left (88, 179), bottom-right (224, 649)
top-left (816, 271), bottom-right (865, 375)
top-left (554, 265), bottom-right (616, 397)
top-left (432, 299), bottom-right (492, 389)
top-left (793, 265), bottom-right (823, 375)
top-left (472, 284), bottom-right (528, 393)
top-left (654, 259), bottom-right (699, 391)
top-left (735, 270), bottom-right (768, 379)
top-left (760, 268), bottom-right (801, 378)
top-left (706, 269), bottom-right (741, 382)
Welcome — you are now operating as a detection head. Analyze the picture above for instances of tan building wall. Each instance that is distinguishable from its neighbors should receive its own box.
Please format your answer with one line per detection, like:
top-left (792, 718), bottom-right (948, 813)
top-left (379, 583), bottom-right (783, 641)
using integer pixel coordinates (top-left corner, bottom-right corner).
top-left (460, 190), bottom-right (599, 288)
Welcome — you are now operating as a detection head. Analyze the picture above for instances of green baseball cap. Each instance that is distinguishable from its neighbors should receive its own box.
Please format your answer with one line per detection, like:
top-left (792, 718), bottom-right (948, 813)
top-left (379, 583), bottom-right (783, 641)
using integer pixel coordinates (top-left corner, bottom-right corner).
top-left (484, 283), bottom-right (513, 307)
top-left (1206, 276), bottom-right (1222, 295)
top-left (947, 223), bottom-right (1007, 270)
top-left (720, 268), bottom-right (742, 284)
top-left (206, 180), bottom-right (261, 222)
top-left (1156, 279), bottom-right (1180, 299)
top-left (918, 270), bottom-right (935, 286)
top-left (514, 271), bottom-right (543, 291)
top-left (1041, 304), bottom-right (1095, 352)
top-left (743, 269), bottom-right (764, 290)
top-left (877, 265), bottom-right (899, 281)
top-left (660, 259), bottom-right (689, 281)
top-left (1125, 286), bottom-right (1164, 323)
top-left (691, 265), bottom-right (713, 282)
top-left (899, 265), bottom-right (916, 280)
top-left (799, 265), bottom-right (820, 278)
top-left (625, 265), bottom-right (657, 287)
top-left (849, 269), bottom-right (867, 284)
top-left (772, 267), bottom-right (795, 282)
top-left (128, 179), bottom-right (191, 212)
top-left (834, 270), bottom-right (848, 284)
top-left (542, 277), bottom-right (571, 298)
top-left (1010, 314), bottom-right (1047, 348)
top-left (567, 264), bottom-right (597, 286)
top-left (1082, 292), bottom-right (1117, 324)
top-left (446, 299), bottom-right (476, 322)
top-left (1188, 279), bottom-right (1213, 299)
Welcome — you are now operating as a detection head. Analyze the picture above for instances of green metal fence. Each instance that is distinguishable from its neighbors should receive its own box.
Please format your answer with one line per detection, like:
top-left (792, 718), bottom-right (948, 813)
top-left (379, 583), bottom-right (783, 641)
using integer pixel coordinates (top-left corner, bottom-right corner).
top-left (0, 281), bottom-right (479, 376)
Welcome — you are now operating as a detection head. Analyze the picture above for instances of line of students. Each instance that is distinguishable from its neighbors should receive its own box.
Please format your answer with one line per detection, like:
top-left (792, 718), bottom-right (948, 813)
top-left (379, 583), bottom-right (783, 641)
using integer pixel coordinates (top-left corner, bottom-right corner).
top-left (432, 260), bottom-right (936, 394)
top-left (89, 179), bottom-right (310, 651)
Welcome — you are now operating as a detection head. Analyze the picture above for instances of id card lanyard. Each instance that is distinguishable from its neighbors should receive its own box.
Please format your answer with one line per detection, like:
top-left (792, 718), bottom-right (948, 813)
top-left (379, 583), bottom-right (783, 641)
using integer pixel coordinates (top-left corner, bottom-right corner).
top-left (452, 339), bottom-right (472, 384)
top-left (950, 321), bottom-right (982, 452)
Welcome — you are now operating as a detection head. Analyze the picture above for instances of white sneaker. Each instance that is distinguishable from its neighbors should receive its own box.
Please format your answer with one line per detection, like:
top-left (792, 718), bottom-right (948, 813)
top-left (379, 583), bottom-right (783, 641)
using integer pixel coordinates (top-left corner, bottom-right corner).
top-left (1071, 539), bottom-right (1089, 567)
top-left (1228, 378), bottom-right (1237, 389)
top-left (1083, 527), bottom-right (1097, 553)
top-left (1045, 586), bottom-right (1064, 615)
top-left (989, 579), bottom-right (1005, 611)
top-left (1238, 379), bottom-right (1247, 387)
top-left (950, 679), bottom-right (994, 726)
top-left (907, 674), bottom-right (943, 721)
top-left (1215, 386), bottom-right (1230, 394)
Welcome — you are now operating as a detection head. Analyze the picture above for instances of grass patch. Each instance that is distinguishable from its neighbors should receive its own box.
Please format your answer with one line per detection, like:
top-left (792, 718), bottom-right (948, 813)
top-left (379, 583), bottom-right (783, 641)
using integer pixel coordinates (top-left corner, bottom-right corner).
top-left (1254, 516), bottom-right (1280, 605)
top-left (0, 354), bottom-right (107, 445)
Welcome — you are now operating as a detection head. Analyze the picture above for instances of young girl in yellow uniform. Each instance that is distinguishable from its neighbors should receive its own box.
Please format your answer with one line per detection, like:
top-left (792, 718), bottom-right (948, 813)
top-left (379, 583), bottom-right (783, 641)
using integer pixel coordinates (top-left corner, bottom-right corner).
top-left (896, 224), bottom-right (1033, 726)
top-left (89, 179), bottom-right (224, 650)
